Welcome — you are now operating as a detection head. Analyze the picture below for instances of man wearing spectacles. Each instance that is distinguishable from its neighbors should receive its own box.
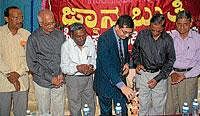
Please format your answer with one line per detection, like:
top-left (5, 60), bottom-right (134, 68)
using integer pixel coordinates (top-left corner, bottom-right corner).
top-left (132, 14), bottom-right (176, 115)
top-left (26, 9), bottom-right (65, 116)
top-left (166, 10), bottom-right (200, 114)
top-left (94, 15), bottom-right (135, 115)
top-left (120, 28), bottom-right (133, 38)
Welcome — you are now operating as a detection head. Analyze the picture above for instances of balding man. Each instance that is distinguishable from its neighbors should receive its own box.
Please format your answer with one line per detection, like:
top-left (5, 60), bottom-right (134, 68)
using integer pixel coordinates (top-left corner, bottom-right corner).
top-left (26, 9), bottom-right (65, 116)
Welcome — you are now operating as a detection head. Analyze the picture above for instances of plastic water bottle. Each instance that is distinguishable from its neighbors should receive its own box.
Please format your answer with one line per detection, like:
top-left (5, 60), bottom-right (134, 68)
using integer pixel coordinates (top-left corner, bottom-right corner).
top-left (26, 110), bottom-right (31, 116)
top-left (83, 104), bottom-right (90, 116)
top-left (182, 102), bottom-right (189, 116)
top-left (26, 110), bottom-right (36, 116)
top-left (115, 103), bottom-right (122, 116)
top-left (192, 99), bottom-right (199, 116)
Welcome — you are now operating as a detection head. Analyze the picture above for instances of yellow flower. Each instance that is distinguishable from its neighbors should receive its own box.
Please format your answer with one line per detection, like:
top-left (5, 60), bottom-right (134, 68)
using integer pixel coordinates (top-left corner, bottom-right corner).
top-left (20, 39), bottom-right (27, 47)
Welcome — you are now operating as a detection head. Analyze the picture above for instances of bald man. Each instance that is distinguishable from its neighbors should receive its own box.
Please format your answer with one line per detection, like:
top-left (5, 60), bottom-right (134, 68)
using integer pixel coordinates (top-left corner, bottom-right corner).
top-left (26, 9), bottom-right (65, 116)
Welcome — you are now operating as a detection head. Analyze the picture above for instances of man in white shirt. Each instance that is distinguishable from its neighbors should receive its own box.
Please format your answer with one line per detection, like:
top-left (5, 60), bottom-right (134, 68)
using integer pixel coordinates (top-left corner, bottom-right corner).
top-left (60, 23), bottom-right (96, 115)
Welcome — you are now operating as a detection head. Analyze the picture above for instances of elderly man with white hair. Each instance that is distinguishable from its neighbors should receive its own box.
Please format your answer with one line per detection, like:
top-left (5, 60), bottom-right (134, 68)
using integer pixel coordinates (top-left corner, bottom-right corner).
top-left (26, 9), bottom-right (65, 116)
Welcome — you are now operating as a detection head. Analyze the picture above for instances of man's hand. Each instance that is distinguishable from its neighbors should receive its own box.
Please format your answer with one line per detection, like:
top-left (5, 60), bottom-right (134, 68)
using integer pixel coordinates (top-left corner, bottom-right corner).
top-left (77, 64), bottom-right (94, 75)
top-left (170, 72), bottom-right (185, 85)
top-left (7, 71), bottom-right (20, 83)
top-left (147, 79), bottom-right (157, 89)
top-left (57, 74), bottom-right (64, 85)
top-left (135, 64), bottom-right (145, 74)
top-left (13, 80), bottom-right (20, 91)
top-left (85, 64), bottom-right (95, 75)
top-left (52, 74), bottom-right (64, 88)
top-left (76, 64), bottom-right (89, 74)
top-left (7, 71), bottom-right (20, 91)
top-left (122, 63), bottom-right (129, 76)
top-left (120, 85), bottom-right (135, 102)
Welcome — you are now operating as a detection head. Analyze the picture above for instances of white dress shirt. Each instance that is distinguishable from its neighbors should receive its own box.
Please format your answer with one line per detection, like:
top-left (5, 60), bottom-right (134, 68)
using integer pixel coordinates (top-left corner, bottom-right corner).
top-left (60, 36), bottom-right (96, 76)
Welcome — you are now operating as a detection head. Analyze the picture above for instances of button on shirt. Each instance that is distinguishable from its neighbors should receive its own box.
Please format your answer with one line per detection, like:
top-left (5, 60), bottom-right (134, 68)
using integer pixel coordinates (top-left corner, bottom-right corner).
top-left (170, 29), bottom-right (200, 78)
top-left (60, 36), bottom-right (96, 76)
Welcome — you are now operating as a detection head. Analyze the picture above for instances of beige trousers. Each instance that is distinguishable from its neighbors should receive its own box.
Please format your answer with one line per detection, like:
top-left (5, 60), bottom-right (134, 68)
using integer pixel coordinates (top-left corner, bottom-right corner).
top-left (166, 75), bottom-right (198, 114)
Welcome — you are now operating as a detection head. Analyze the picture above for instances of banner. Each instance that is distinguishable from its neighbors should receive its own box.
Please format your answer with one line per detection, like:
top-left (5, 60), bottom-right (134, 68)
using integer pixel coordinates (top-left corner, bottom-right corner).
top-left (43, 0), bottom-right (200, 32)
top-left (43, 0), bottom-right (200, 50)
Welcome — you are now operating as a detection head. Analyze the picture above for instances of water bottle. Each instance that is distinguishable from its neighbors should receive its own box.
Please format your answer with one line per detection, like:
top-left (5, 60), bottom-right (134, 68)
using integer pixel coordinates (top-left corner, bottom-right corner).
top-left (83, 104), bottom-right (90, 116)
top-left (26, 110), bottom-right (36, 116)
top-left (26, 110), bottom-right (31, 116)
top-left (192, 99), bottom-right (199, 116)
top-left (115, 103), bottom-right (122, 116)
top-left (182, 102), bottom-right (189, 116)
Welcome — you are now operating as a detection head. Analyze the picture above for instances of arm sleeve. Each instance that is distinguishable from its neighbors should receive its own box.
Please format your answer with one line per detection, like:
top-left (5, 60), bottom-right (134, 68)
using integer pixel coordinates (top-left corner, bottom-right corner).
top-left (97, 35), bottom-right (123, 86)
top-left (153, 36), bottom-right (176, 82)
top-left (0, 30), bottom-right (10, 75)
top-left (60, 41), bottom-right (78, 75)
top-left (26, 35), bottom-right (43, 77)
top-left (131, 33), bottom-right (142, 67)
top-left (46, 31), bottom-right (66, 80)
top-left (89, 40), bottom-right (97, 69)
top-left (185, 47), bottom-right (200, 78)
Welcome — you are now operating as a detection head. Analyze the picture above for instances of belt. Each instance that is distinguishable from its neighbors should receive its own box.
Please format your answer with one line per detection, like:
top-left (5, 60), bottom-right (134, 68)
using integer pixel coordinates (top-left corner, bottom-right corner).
top-left (173, 67), bottom-right (192, 72)
top-left (145, 68), bottom-right (160, 73)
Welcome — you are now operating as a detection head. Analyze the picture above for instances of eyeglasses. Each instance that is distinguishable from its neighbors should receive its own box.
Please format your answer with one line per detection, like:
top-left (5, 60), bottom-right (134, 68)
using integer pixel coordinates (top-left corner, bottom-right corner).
top-left (120, 28), bottom-right (133, 37)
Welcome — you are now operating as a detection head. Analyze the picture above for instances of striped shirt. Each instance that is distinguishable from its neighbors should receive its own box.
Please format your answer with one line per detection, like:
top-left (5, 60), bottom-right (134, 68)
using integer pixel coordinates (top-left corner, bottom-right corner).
top-left (170, 29), bottom-right (200, 78)
top-left (0, 24), bottom-right (30, 92)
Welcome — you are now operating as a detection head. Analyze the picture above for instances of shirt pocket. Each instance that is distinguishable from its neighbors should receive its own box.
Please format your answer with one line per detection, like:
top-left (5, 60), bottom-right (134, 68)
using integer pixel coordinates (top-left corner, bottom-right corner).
top-left (86, 50), bottom-right (93, 64)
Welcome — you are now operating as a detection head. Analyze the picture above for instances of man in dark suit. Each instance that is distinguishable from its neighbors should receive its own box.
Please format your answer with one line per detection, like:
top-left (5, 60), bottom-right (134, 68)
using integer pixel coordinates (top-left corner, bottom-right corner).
top-left (94, 15), bottom-right (135, 115)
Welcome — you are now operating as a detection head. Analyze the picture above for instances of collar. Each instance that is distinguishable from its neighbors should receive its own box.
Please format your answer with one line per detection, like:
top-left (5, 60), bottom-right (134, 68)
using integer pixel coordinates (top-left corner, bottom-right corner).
top-left (148, 29), bottom-right (164, 40)
top-left (3, 24), bottom-right (21, 35)
top-left (173, 29), bottom-right (193, 40)
top-left (38, 27), bottom-right (56, 36)
top-left (187, 29), bottom-right (193, 38)
top-left (71, 36), bottom-right (91, 48)
top-left (113, 26), bottom-right (121, 41)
